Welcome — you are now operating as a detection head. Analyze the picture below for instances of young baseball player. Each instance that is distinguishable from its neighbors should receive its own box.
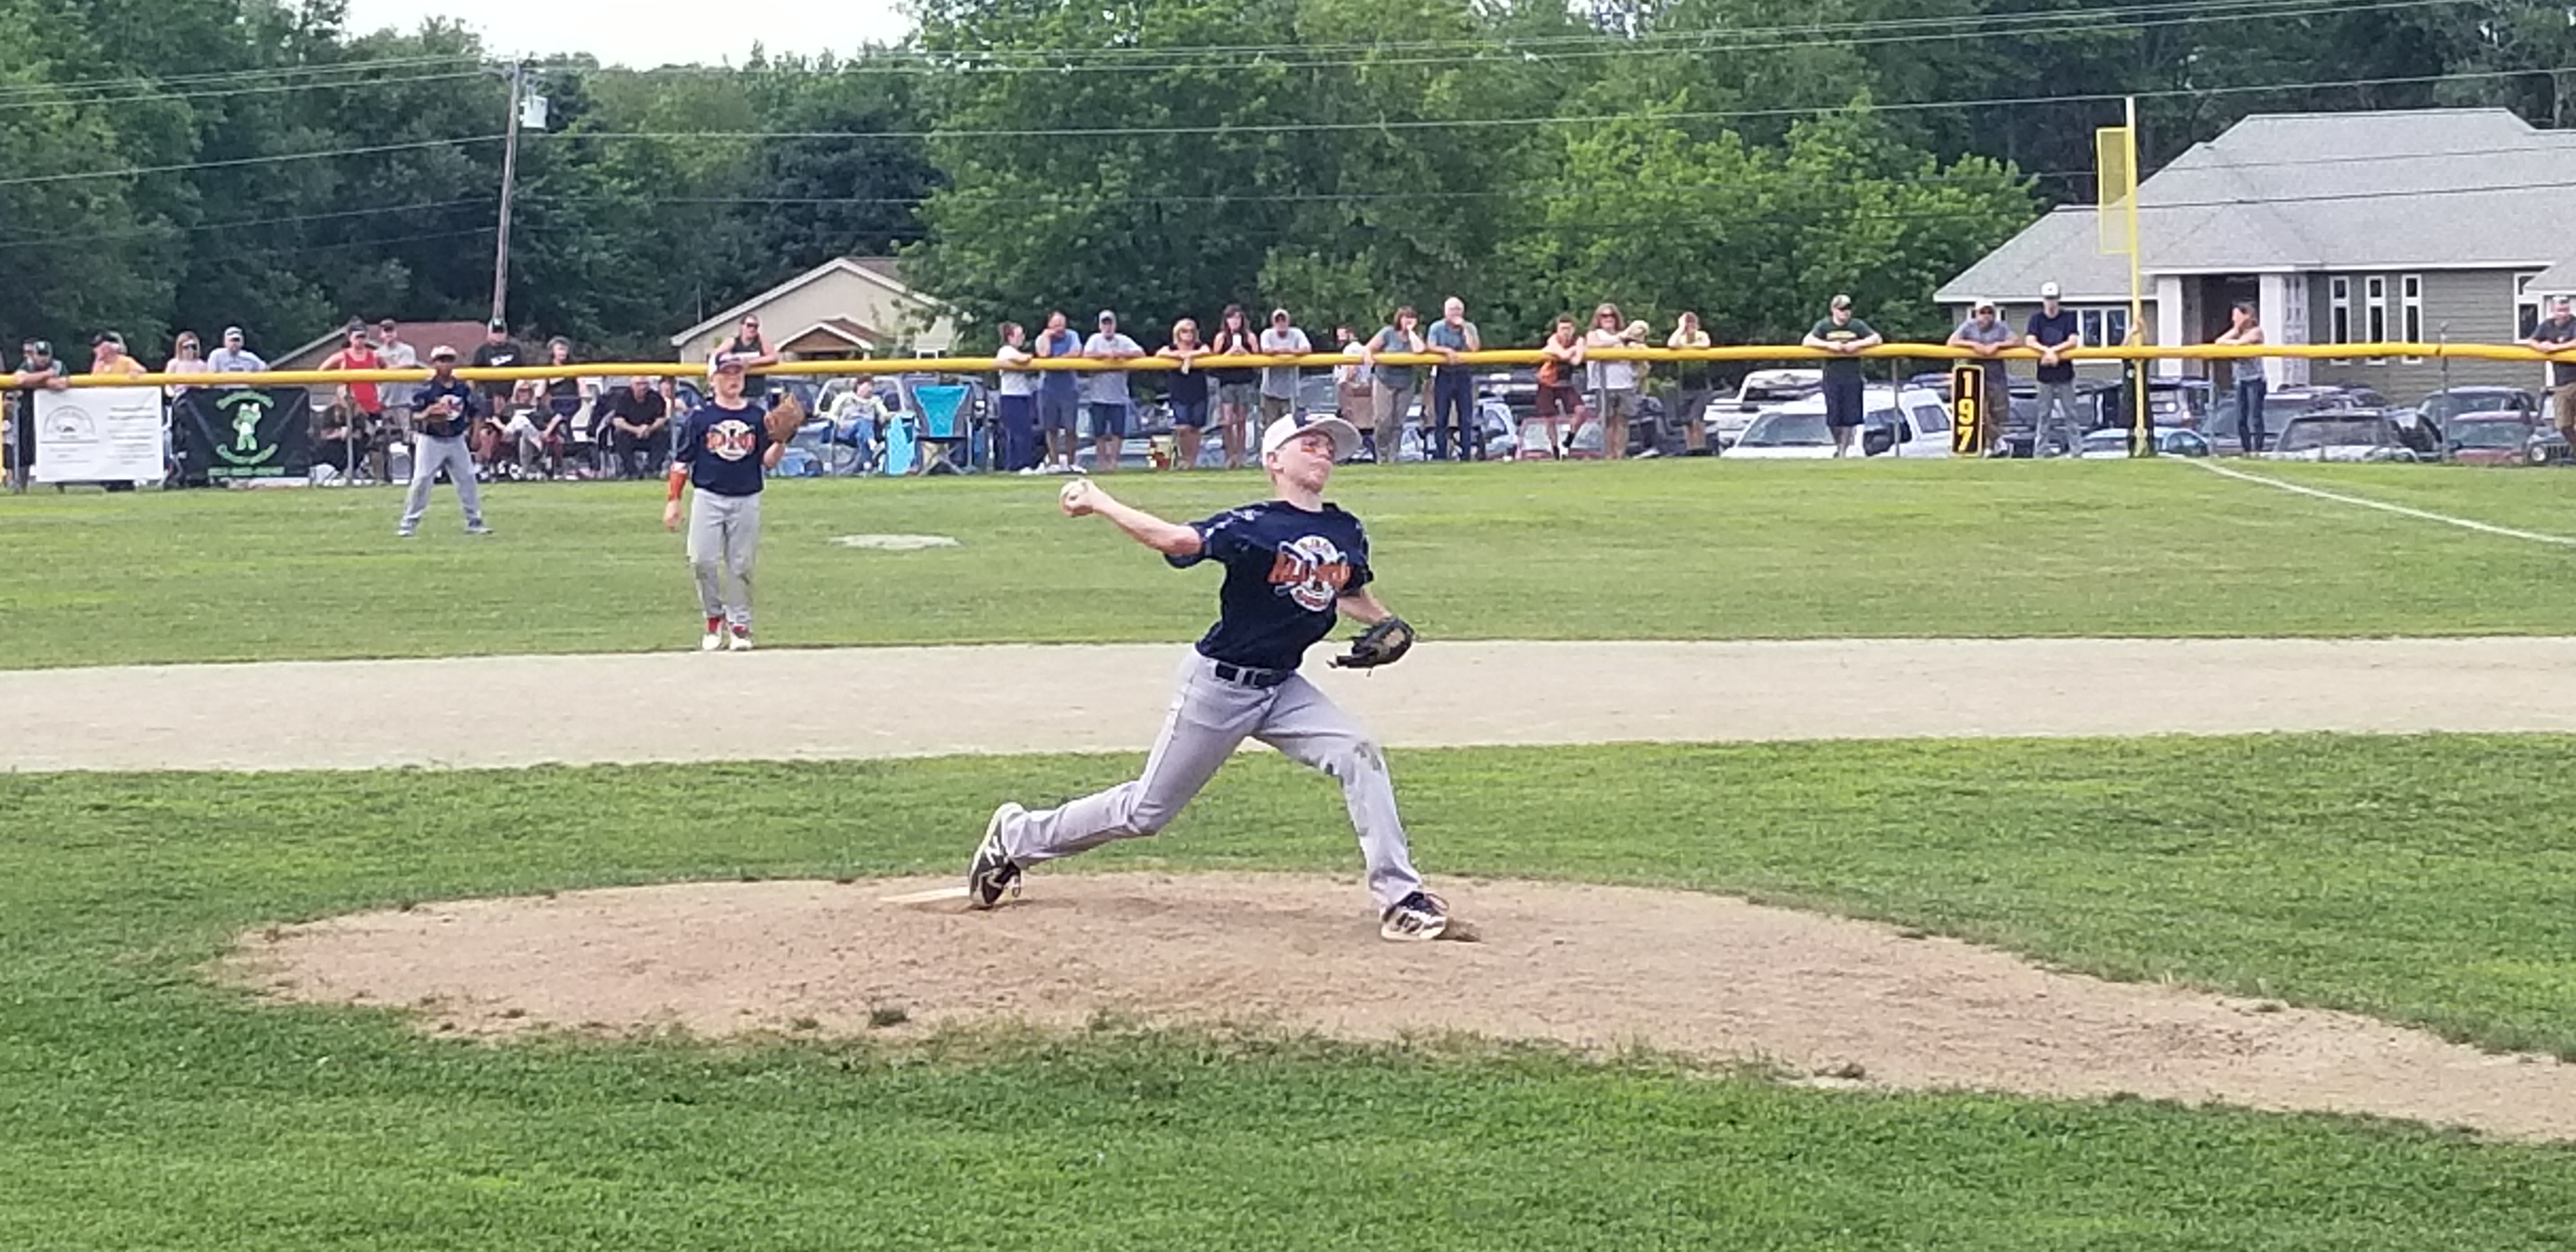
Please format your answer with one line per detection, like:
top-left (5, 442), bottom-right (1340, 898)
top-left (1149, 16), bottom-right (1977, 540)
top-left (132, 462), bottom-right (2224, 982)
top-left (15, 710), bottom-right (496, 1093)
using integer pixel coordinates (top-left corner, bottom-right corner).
top-left (663, 354), bottom-right (785, 651)
top-left (966, 413), bottom-right (1446, 941)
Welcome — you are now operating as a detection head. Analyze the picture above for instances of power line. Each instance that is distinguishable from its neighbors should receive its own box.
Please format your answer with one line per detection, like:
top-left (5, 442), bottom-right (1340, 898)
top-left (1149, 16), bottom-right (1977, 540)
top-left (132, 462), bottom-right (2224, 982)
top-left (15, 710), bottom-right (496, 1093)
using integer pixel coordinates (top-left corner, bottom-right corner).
top-left (0, 69), bottom-right (490, 116)
top-left (0, 135), bottom-right (506, 189)
top-left (806, 0), bottom-right (2469, 71)
top-left (0, 54), bottom-right (482, 102)
top-left (557, 66), bottom-right (2564, 145)
top-left (0, 198), bottom-right (491, 250)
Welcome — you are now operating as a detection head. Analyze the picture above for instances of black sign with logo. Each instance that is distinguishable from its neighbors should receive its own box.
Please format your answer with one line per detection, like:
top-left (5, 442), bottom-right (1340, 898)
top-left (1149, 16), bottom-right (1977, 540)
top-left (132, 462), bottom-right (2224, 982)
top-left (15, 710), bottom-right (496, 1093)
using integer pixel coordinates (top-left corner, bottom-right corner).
top-left (176, 388), bottom-right (312, 480)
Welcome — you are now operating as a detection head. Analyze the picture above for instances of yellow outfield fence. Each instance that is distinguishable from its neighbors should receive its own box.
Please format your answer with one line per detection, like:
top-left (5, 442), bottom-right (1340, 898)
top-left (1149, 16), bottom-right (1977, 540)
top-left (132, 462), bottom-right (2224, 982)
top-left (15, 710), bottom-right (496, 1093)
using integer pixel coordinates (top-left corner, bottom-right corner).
top-left (10, 340), bottom-right (2563, 390)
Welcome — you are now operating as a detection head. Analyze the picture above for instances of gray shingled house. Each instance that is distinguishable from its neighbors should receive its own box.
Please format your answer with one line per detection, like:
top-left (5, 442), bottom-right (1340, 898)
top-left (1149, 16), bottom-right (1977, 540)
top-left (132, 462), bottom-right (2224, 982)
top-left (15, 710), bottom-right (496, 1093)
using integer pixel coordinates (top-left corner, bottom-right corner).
top-left (1936, 109), bottom-right (2576, 403)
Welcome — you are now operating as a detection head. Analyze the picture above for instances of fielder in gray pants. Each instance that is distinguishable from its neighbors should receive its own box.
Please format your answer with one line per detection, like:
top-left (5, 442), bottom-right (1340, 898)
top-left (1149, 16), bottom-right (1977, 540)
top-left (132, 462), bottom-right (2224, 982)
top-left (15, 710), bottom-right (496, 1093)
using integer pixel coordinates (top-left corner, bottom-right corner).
top-left (663, 353), bottom-right (781, 651)
top-left (398, 357), bottom-right (487, 536)
top-left (967, 413), bottom-right (1450, 942)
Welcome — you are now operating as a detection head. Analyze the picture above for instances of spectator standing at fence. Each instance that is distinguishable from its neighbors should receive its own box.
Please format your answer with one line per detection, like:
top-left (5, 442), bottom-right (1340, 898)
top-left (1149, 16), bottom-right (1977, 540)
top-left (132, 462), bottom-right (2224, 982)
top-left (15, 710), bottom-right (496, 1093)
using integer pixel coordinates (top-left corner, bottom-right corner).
top-left (373, 321), bottom-right (417, 439)
top-left (1424, 296), bottom-right (1483, 461)
top-left (2526, 296), bottom-right (2576, 450)
top-left (1364, 306), bottom-right (1425, 464)
top-left (1333, 324), bottom-right (1371, 432)
top-left (468, 320), bottom-right (525, 473)
top-left (1082, 310), bottom-right (1144, 474)
top-left (1535, 316), bottom-right (1584, 457)
top-left (164, 332), bottom-right (208, 393)
top-left (1160, 317), bottom-right (1211, 471)
top-left (1802, 294), bottom-right (1882, 459)
top-left (992, 321), bottom-right (1039, 473)
top-left (1946, 298), bottom-right (2015, 437)
top-left (397, 346), bottom-right (491, 537)
top-left (206, 326), bottom-right (265, 379)
top-left (2023, 282), bottom-right (2083, 458)
top-left (2213, 300), bottom-right (2271, 455)
top-left (6, 340), bottom-right (66, 492)
top-left (1258, 307), bottom-right (1310, 424)
top-left (1584, 303), bottom-right (1641, 461)
top-left (1209, 304), bottom-right (1260, 469)
top-left (1034, 310), bottom-right (1083, 474)
top-left (604, 375), bottom-right (673, 479)
top-left (1665, 312), bottom-right (1715, 455)
top-left (319, 326), bottom-right (386, 480)
top-left (721, 314), bottom-right (780, 401)
top-left (80, 335), bottom-right (148, 489)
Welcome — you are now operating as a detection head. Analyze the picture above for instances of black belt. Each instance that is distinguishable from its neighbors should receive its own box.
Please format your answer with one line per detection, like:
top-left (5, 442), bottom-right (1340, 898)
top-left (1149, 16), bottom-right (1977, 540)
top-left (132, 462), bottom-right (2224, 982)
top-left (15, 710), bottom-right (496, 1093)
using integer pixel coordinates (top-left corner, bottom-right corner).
top-left (1211, 661), bottom-right (1291, 689)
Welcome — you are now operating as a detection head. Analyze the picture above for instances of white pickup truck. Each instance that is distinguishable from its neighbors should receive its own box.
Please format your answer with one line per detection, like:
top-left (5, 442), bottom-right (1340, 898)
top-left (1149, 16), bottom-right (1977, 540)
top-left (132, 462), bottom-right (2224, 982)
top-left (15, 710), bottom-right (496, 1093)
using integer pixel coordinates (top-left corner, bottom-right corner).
top-left (1700, 369), bottom-right (1824, 448)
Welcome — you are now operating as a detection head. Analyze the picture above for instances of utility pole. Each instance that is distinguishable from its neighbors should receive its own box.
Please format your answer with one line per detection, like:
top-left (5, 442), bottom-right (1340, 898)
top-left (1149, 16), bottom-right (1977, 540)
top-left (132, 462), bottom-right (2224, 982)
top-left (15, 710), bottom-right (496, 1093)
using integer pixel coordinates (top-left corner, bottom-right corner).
top-left (489, 59), bottom-right (526, 328)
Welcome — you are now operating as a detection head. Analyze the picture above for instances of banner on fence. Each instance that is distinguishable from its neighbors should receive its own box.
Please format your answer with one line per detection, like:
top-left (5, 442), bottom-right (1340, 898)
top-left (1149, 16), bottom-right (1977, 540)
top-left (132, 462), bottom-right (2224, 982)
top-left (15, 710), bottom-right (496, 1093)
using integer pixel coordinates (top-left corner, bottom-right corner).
top-left (175, 388), bottom-right (312, 480)
top-left (32, 386), bottom-right (166, 484)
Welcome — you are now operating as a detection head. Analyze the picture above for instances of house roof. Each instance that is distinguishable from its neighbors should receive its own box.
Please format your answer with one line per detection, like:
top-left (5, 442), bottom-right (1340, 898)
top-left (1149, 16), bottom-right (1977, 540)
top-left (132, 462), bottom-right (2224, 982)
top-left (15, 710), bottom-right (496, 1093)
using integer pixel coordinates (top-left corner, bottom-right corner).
top-left (272, 319), bottom-right (490, 370)
top-left (1939, 109), bottom-right (2576, 303)
top-left (668, 256), bottom-right (939, 348)
top-left (778, 317), bottom-right (887, 352)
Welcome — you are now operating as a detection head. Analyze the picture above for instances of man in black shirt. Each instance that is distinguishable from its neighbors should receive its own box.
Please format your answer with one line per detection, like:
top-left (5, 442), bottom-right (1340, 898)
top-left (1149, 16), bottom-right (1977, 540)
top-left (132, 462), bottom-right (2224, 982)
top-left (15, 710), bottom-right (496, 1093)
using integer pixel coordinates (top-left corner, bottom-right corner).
top-left (604, 376), bottom-right (673, 478)
top-left (468, 319), bottom-right (526, 470)
top-left (2525, 296), bottom-right (2576, 446)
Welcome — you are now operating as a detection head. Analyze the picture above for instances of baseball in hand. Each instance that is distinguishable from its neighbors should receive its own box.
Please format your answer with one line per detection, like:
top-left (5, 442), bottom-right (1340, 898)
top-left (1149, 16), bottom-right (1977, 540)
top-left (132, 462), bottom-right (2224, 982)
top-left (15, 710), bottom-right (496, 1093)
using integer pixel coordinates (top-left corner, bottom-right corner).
top-left (1059, 479), bottom-right (1094, 515)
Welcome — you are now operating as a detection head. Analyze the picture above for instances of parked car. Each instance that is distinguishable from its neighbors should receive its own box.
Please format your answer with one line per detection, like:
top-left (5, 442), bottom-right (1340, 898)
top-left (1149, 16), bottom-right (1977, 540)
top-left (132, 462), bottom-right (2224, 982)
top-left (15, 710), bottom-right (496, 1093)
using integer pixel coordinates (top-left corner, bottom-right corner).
top-left (1722, 385), bottom-right (1951, 459)
top-left (2442, 411), bottom-right (2552, 466)
top-left (1702, 369), bottom-right (1822, 448)
top-left (2417, 385), bottom-right (2538, 434)
top-left (2257, 409), bottom-right (2433, 462)
top-left (2077, 425), bottom-right (2212, 459)
top-left (2203, 385), bottom-right (2384, 455)
top-left (1988, 378), bottom-right (2122, 457)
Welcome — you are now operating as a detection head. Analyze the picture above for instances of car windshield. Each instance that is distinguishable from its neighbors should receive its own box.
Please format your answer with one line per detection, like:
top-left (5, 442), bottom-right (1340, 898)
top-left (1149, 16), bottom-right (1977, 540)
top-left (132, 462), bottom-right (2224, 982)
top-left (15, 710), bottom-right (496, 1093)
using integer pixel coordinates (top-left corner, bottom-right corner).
top-left (2423, 392), bottom-right (2516, 422)
top-left (2080, 429), bottom-right (2127, 452)
top-left (1740, 410), bottom-right (1832, 446)
top-left (2275, 416), bottom-right (2391, 452)
top-left (2449, 419), bottom-right (2529, 448)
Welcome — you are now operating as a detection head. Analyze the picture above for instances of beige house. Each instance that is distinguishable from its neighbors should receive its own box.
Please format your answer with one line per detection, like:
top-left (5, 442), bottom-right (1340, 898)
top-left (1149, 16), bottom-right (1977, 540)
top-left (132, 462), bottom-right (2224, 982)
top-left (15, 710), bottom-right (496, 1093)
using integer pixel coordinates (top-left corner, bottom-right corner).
top-left (669, 256), bottom-right (958, 363)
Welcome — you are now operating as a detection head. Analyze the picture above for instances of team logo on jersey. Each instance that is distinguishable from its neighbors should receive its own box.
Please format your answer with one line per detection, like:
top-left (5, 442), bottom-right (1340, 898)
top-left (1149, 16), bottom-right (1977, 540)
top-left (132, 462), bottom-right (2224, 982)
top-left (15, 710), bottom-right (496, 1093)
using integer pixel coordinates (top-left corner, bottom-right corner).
top-left (703, 418), bottom-right (759, 461)
top-left (1266, 535), bottom-right (1350, 612)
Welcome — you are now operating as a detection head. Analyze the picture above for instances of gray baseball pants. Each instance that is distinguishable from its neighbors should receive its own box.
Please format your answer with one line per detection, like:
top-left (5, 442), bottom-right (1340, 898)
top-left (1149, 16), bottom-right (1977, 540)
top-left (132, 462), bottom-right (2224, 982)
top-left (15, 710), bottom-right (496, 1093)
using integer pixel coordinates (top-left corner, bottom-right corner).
top-left (2033, 381), bottom-right (2083, 456)
top-left (399, 433), bottom-right (485, 531)
top-left (688, 487), bottom-right (760, 629)
top-left (997, 651), bottom-right (1424, 908)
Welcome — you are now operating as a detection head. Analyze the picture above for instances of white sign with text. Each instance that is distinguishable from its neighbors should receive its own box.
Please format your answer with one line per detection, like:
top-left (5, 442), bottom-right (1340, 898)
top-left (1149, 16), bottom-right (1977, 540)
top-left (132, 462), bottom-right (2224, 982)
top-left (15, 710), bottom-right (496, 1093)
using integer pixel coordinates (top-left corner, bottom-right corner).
top-left (33, 386), bottom-right (163, 484)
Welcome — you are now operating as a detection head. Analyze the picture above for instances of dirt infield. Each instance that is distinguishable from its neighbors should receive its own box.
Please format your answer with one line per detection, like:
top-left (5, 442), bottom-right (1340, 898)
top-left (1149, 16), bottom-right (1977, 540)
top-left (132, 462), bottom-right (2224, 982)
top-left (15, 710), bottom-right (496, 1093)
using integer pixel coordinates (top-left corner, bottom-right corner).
top-left (225, 872), bottom-right (2576, 1141)
top-left (13, 636), bottom-right (2576, 771)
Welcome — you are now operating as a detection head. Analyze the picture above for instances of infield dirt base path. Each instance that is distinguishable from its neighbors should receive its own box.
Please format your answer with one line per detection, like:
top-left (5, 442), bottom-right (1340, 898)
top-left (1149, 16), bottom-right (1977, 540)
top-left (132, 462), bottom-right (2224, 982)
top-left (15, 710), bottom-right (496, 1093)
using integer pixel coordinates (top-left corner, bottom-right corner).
top-left (11, 636), bottom-right (2576, 771)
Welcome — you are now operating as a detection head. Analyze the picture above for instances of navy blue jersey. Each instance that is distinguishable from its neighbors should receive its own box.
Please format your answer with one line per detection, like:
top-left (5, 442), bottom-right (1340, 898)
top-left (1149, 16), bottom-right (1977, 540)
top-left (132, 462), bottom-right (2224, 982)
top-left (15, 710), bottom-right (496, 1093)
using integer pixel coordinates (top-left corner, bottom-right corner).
top-left (413, 378), bottom-right (477, 438)
top-left (1170, 500), bottom-right (1374, 672)
top-left (674, 399), bottom-right (772, 496)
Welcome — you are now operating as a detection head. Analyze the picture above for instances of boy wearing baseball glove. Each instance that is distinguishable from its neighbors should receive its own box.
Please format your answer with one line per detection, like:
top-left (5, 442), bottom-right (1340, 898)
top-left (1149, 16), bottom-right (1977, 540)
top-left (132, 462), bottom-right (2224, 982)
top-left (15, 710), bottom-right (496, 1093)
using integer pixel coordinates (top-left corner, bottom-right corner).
top-left (965, 413), bottom-right (1446, 941)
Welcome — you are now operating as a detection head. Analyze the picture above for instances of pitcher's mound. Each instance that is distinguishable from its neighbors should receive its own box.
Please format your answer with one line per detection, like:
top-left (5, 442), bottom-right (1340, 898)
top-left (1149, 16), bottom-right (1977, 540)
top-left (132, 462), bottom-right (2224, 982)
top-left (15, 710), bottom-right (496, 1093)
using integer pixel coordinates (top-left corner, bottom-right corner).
top-left (224, 872), bottom-right (2576, 1140)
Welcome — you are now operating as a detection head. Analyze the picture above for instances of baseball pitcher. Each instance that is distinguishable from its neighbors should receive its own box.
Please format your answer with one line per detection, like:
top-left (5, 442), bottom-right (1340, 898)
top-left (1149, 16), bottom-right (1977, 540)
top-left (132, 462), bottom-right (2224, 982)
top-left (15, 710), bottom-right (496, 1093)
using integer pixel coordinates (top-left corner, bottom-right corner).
top-left (966, 413), bottom-right (1446, 941)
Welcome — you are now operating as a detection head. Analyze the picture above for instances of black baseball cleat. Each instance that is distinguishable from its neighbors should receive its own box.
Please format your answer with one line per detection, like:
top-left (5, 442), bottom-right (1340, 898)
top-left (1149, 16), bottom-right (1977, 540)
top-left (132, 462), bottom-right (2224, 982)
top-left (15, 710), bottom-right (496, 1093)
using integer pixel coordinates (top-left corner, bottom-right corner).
top-left (1379, 890), bottom-right (1448, 942)
top-left (967, 803), bottom-right (1026, 909)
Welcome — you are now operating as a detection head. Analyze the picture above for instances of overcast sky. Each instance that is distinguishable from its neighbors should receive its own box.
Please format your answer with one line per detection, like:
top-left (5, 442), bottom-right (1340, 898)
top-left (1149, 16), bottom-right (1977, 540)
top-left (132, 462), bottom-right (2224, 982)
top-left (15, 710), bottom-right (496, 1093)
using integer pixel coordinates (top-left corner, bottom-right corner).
top-left (344, 0), bottom-right (914, 68)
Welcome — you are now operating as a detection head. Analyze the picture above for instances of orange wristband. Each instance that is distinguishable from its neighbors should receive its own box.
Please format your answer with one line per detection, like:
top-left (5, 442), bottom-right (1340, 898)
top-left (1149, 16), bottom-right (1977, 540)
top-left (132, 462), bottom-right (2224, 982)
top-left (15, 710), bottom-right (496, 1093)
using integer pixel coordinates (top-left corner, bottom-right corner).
top-left (665, 466), bottom-right (686, 503)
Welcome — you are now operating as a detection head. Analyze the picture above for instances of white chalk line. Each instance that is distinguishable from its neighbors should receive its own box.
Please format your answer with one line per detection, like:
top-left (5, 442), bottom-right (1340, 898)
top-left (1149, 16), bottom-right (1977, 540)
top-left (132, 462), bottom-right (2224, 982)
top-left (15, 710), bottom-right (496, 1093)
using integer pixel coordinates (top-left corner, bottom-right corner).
top-left (2187, 460), bottom-right (2576, 547)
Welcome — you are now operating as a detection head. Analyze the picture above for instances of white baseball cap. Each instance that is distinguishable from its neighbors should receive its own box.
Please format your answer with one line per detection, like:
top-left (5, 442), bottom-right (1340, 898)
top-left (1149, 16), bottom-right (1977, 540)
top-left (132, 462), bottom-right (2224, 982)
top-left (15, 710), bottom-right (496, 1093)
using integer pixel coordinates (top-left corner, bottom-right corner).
top-left (2039, 281), bottom-right (2062, 300)
top-left (1261, 413), bottom-right (1359, 461)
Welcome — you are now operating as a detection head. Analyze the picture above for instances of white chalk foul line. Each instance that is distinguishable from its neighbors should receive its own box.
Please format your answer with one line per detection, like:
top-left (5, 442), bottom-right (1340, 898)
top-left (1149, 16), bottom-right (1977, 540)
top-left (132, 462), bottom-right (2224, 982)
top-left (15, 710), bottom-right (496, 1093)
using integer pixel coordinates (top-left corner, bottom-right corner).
top-left (2188, 460), bottom-right (2576, 547)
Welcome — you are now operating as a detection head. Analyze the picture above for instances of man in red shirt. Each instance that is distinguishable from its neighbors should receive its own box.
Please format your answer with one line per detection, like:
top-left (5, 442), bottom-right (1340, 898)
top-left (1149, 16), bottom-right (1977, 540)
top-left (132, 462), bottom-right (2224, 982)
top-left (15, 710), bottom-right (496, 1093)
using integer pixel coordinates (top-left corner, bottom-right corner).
top-left (319, 325), bottom-right (387, 480)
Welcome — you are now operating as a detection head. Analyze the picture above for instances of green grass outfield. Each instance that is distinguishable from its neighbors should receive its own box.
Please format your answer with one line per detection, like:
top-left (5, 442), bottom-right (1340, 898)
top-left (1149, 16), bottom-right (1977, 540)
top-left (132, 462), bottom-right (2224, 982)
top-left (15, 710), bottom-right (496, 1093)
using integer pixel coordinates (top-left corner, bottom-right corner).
top-left (6, 736), bottom-right (2576, 1248)
top-left (3, 459), bottom-right (2572, 668)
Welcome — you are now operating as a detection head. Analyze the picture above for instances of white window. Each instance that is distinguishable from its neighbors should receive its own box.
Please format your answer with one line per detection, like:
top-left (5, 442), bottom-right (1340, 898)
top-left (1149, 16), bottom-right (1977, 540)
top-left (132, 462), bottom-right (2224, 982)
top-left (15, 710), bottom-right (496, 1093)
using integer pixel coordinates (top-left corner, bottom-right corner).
top-left (2401, 274), bottom-right (2423, 363)
top-left (2328, 277), bottom-right (2351, 362)
top-left (2074, 307), bottom-right (2129, 348)
top-left (2516, 271), bottom-right (2545, 339)
top-left (2365, 276), bottom-right (2388, 363)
